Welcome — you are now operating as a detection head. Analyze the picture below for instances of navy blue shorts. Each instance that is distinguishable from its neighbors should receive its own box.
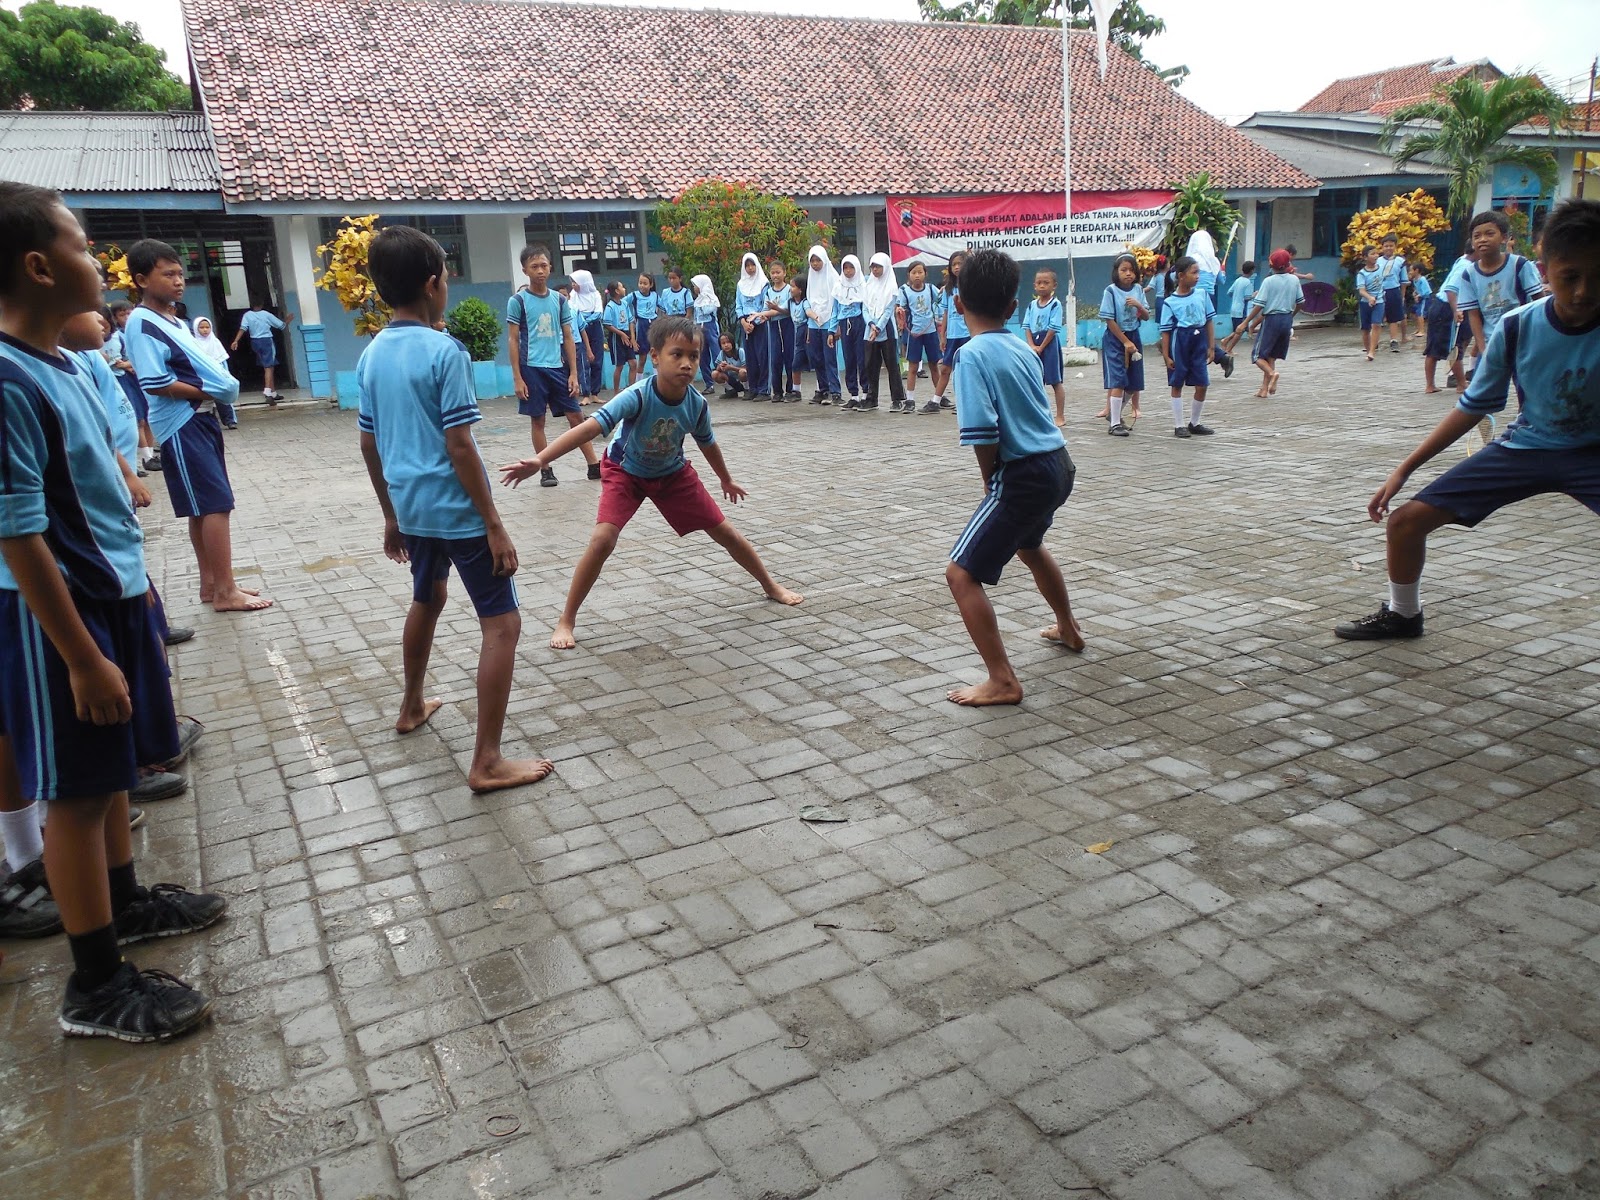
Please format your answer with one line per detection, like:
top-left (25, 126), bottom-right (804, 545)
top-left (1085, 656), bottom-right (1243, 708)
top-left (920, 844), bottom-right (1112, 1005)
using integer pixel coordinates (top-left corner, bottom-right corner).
top-left (1412, 442), bottom-right (1600, 528)
top-left (1253, 313), bottom-right (1293, 362)
top-left (116, 372), bottom-right (148, 424)
top-left (905, 332), bottom-right (940, 366)
top-left (162, 411), bottom-right (234, 518)
top-left (405, 534), bottom-right (520, 618)
top-left (1382, 289), bottom-right (1404, 324)
top-left (634, 318), bottom-right (653, 359)
top-left (0, 591), bottom-right (178, 801)
top-left (1036, 340), bottom-right (1063, 385)
top-left (1102, 337), bottom-right (1144, 392)
top-left (518, 364), bottom-right (579, 419)
top-left (950, 447), bottom-right (1075, 586)
top-left (251, 335), bottom-right (277, 368)
top-left (1166, 327), bottom-right (1210, 389)
top-left (1358, 300), bottom-right (1375, 332)
top-left (1454, 319), bottom-right (1472, 353)
top-left (943, 335), bottom-right (970, 366)
top-left (1425, 303), bottom-right (1454, 359)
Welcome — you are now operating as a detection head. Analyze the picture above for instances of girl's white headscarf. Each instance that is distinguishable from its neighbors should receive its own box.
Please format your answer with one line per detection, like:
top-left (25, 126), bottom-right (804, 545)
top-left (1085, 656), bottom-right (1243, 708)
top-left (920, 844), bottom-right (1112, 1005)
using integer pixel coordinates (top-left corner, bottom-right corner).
top-left (569, 269), bottom-right (603, 313)
top-left (862, 253), bottom-right (896, 324)
top-left (736, 252), bottom-right (769, 299)
top-left (835, 254), bottom-right (866, 306)
top-left (192, 317), bottom-right (229, 363)
top-left (690, 274), bottom-right (719, 315)
top-left (1184, 230), bottom-right (1222, 277)
top-left (805, 245), bottom-right (838, 322)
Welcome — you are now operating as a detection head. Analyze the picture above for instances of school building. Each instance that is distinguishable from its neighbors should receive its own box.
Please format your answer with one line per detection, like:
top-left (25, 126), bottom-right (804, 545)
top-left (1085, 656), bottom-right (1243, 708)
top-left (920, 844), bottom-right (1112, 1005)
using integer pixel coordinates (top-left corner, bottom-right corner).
top-left (4, 0), bottom-right (1324, 399)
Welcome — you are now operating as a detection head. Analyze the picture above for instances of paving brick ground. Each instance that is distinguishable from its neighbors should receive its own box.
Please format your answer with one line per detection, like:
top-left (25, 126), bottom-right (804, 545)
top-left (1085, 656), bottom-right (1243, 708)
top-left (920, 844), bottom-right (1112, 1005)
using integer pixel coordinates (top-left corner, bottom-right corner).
top-left (1, 326), bottom-right (1597, 1199)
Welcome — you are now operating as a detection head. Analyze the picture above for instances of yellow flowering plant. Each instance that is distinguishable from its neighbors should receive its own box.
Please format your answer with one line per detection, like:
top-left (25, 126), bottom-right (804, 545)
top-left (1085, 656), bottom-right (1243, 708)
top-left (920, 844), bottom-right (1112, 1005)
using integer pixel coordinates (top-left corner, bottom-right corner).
top-left (1340, 189), bottom-right (1450, 272)
top-left (316, 215), bottom-right (391, 336)
top-left (1122, 243), bottom-right (1160, 274)
top-left (94, 243), bottom-right (135, 298)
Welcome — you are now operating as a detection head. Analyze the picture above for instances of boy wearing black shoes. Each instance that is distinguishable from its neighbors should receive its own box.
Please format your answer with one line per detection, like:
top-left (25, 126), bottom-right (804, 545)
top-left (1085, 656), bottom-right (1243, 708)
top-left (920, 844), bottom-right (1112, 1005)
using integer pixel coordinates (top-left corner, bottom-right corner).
top-left (1335, 198), bottom-right (1600, 641)
top-left (0, 182), bottom-right (225, 1042)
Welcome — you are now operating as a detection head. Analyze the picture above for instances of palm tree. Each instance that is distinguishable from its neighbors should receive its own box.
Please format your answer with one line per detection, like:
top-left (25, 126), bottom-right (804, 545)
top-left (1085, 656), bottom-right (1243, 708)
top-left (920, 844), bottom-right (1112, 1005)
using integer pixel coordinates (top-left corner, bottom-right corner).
top-left (1380, 75), bottom-right (1573, 218)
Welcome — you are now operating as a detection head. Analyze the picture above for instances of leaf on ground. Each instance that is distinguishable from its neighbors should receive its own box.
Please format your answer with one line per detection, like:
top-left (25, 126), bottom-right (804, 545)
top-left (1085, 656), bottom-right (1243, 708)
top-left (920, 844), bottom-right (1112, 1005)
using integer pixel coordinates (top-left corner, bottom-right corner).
top-left (1084, 841), bottom-right (1115, 854)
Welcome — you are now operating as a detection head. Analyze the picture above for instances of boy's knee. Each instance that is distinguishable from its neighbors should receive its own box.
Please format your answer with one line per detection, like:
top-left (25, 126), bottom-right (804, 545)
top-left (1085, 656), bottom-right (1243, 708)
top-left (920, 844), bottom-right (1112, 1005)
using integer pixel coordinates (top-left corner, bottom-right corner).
top-left (945, 560), bottom-right (977, 590)
top-left (589, 527), bottom-right (619, 556)
top-left (1388, 500), bottom-right (1446, 541)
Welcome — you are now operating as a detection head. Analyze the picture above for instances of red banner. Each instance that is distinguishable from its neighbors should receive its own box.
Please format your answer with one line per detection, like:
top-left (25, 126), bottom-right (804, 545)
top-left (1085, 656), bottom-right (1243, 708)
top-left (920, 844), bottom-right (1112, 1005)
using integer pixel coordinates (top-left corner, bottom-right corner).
top-left (886, 191), bottom-right (1175, 265)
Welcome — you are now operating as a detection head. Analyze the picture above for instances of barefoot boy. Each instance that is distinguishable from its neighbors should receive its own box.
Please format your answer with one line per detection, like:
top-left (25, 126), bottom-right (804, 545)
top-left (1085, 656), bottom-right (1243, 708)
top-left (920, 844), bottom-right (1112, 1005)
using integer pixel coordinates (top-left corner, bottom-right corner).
top-left (509, 244), bottom-right (600, 488)
top-left (358, 226), bottom-right (553, 793)
top-left (1231, 249), bottom-right (1303, 398)
top-left (501, 316), bottom-right (802, 649)
top-left (0, 183), bottom-right (226, 1041)
top-left (943, 249), bottom-right (1082, 707)
top-left (123, 239), bottom-right (271, 613)
top-left (1334, 197), bottom-right (1600, 641)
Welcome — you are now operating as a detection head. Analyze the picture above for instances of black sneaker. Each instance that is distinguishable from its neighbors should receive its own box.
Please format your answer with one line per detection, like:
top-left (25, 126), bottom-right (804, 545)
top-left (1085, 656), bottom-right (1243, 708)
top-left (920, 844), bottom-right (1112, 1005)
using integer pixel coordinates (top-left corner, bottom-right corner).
top-left (770, 393), bottom-right (785, 403)
top-left (587, 462), bottom-right (601, 481)
top-left (131, 770), bottom-right (186, 802)
top-left (721, 388), bottom-right (740, 398)
top-left (540, 468), bottom-right (558, 488)
top-left (787, 390), bottom-right (803, 399)
top-left (114, 883), bottom-right (229, 945)
top-left (810, 390), bottom-right (825, 403)
top-left (153, 716), bottom-right (203, 770)
top-left (59, 961), bottom-right (212, 1043)
top-left (0, 858), bottom-right (63, 938)
top-left (1108, 422), bottom-right (1131, 437)
top-left (939, 396), bottom-right (955, 411)
top-left (1334, 604), bottom-right (1423, 641)
top-left (918, 400), bottom-right (941, 414)
top-left (1188, 423), bottom-right (1215, 436)
top-left (1222, 352), bottom-right (1235, 379)
top-left (162, 626), bottom-right (195, 647)
top-left (147, 453), bottom-right (163, 472)
top-left (1173, 426), bottom-right (1191, 438)
top-left (841, 398), bottom-right (863, 411)
top-left (1390, 339), bottom-right (1400, 353)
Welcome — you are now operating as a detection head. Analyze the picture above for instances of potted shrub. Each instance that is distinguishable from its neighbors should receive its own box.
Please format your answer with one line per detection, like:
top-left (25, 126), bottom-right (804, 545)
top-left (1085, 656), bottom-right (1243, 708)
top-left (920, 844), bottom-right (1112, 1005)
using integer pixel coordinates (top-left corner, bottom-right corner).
top-left (446, 297), bottom-right (503, 399)
top-left (316, 215), bottom-right (390, 408)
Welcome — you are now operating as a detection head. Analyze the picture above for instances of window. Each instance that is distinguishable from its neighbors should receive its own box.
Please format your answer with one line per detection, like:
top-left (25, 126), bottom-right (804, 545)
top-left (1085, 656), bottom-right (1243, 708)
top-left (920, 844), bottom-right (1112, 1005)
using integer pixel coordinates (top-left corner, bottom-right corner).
top-left (830, 207), bottom-right (858, 258)
top-left (1311, 188), bottom-right (1364, 258)
top-left (316, 215), bottom-right (467, 276)
top-left (525, 211), bottom-right (640, 277)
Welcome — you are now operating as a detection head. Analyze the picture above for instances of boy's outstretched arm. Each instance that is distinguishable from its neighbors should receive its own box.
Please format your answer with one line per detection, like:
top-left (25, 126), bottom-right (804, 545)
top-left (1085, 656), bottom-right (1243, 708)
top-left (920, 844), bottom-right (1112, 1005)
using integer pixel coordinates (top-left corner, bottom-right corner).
top-left (501, 417), bottom-right (603, 485)
top-left (970, 443), bottom-right (998, 492)
top-left (359, 431), bottom-right (407, 563)
top-left (698, 442), bottom-right (747, 503)
top-left (1367, 408), bottom-right (1482, 522)
top-left (445, 425), bottom-right (516, 576)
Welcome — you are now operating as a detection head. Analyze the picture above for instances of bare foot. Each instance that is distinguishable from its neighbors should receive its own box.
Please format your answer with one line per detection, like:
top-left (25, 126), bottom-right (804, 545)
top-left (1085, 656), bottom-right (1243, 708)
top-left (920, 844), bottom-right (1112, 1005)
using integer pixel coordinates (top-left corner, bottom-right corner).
top-left (1424, 386), bottom-right (1440, 394)
top-left (396, 697), bottom-right (443, 734)
top-left (1365, 353), bottom-right (1374, 361)
top-left (468, 756), bottom-right (555, 793)
top-left (199, 585), bottom-right (214, 603)
top-left (1054, 418), bottom-right (1066, 428)
top-left (1093, 408), bottom-right (1109, 420)
top-left (549, 622), bottom-right (577, 650)
top-left (765, 586), bottom-right (804, 606)
top-left (212, 588), bottom-right (273, 612)
top-left (947, 678), bottom-right (1024, 706)
top-left (1040, 620), bottom-right (1086, 653)
top-left (1268, 372), bottom-right (1280, 395)
top-left (1255, 389), bottom-right (1270, 399)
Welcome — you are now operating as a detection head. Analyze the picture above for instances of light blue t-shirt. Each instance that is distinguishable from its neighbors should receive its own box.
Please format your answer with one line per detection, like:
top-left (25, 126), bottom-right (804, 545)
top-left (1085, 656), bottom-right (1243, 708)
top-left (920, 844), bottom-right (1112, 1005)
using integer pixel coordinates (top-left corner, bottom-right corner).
top-left (715, 348), bottom-right (744, 371)
top-left (1250, 273), bottom-right (1304, 315)
top-left (1412, 275), bottom-right (1433, 301)
top-left (0, 334), bottom-right (146, 601)
top-left (628, 290), bottom-right (659, 321)
top-left (1227, 276), bottom-right (1256, 317)
top-left (506, 290), bottom-right (576, 370)
top-left (1024, 297), bottom-right (1065, 341)
top-left (658, 287), bottom-right (692, 317)
top-left (593, 377), bottom-right (715, 479)
top-left (1356, 266), bottom-right (1382, 300)
top-left (941, 286), bottom-right (969, 340)
top-left (238, 309), bottom-right (285, 339)
top-left (1375, 254), bottom-right (1406, 293)
top-left (1159, 290), bottom-right (1216, 331)
top-left (766, 284), bottom-right (791, 318)
top-left (79, 349), bottom-right (139, 466)
top-left (1456, 255), bottom-right (1546, 341)
top-left (735, 285), bottom-right (769, 319)
top-left (1459, 298), bottom-right (1600, 450)
top-left (355, 322), bottom-right (487, 540)
top-left (1098, 285), bottom-right (1144, 332)
top-left (788, 296), bottom-right (807, 325)
top-left (123, 305), bottom-right (240, 445)
top-left (104, 329), bottom-right (133, 377)
top-left (897, 284), bottom-right (940, 335)
top-left (1440, 255), bottom-right (1472, 301)
top-left (805, 293), bottom-right (836, 332)
top-left (604, 299), bottom-right (628, 332)
top-left (953, 330), bottom-right (1067, 463)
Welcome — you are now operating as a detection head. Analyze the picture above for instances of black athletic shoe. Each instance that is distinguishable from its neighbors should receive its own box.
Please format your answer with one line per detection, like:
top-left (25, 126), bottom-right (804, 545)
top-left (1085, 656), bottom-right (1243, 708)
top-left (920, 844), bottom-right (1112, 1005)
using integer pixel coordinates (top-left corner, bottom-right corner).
top-left (162, 626), bottom-right (195, 646)
top-left (0, 858), bottom-right (63, 938)
top-left (114, 883), bottom-right (229, 946)
top-left (770, 393), bottom-right (785, 403)
top-left (1221, 352), bottom-right (1235, 378)
top-left (129, 806), bottom-right (147, 831)
top-left (1334, 604), bottom-right (1423, 641)
top-left (1173, 426), bottom-right (1192, 438)
top-left (540, 468), bottom-right (558, 488)
top-left (587, 462), bottom-right (601, 481)
top-left (131, 770), bottom-right (186, 802)
top-left (786, 390), bottom-right (803, 399)
top-left (154, 716), bottom-right (204, 770)
top-left (939, 396), bottom-right (955, 410)
top-left (1188, 423), bottom-right (1215, 436)
top-left (1108, 422), bottom-right (1132, 437)
top-left (841, 398), bottom-right (863, 411)
top-left (147, 453), bottom-right (163, 472)
top-left (59, 961), bottom-right (213, 1043)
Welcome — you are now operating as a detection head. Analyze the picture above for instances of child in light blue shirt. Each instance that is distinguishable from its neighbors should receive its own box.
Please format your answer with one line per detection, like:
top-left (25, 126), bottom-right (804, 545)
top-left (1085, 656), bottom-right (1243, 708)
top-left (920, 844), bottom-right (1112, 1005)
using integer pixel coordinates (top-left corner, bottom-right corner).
top-left (1227, 263), bottom-right (1257, 326)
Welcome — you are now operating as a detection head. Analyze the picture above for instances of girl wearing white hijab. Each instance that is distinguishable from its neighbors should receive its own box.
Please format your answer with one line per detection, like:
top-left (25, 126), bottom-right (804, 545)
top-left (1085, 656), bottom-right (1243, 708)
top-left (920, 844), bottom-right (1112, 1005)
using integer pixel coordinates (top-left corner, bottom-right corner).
top-left (834, 255), bottom-right (868, 403)
top-left (735, 252), bottom-right (773, 399)
top-left (804, 245), bottom-right (841, 403)
top-left (855, 253), bottom-right (907, 412)
top-left (569, 270), bottom-right (606, 402)
top-left (1183, 230), bottom-right (1236, 375)
top-left (193, 317), bottom-right (238, 427)
top-left (691, 273), bottom-right (721, 390)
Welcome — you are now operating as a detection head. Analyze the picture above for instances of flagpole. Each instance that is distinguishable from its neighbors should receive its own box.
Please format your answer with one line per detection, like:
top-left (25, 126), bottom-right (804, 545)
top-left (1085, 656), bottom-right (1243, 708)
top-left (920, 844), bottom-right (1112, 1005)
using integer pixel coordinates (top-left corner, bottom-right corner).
top-left (1061, 15), bottom-right (1076, 346)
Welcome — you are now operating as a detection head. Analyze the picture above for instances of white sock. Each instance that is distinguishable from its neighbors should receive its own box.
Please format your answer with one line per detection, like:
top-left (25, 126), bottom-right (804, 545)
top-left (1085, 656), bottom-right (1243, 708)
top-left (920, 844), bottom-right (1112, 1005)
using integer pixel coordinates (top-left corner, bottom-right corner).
top-left (1388, 580), bottom-right (1422, 617)
top-left (1190, 399), bottom-right (1205, 425)
top-left (1171, 396), bottom-right (1185, 427)
top-left (139, 446), bottom-right (154, 465)
top-left (36, 798), bottom-right (47, 828)
top-left (1110, 395), bottom-right (1124, 425)
top-left (907, 388), bottom-right (917, 401)
top-left (1, 803), bottom-right (44, 872)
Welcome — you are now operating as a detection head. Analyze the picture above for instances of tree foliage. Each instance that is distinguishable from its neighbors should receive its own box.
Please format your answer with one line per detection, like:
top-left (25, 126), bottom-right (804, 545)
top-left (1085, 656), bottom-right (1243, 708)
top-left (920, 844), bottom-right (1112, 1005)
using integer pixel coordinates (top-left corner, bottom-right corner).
top-left (1380, 74), bottom-right (1572, 219)
top-left (1163, 173), bottom-right (1240, 258)
top-left (654, 180), bottom-right (834, 326)
top-left (316, 216), bottom-right (391, 337)
top-left (1340, 188), bottom-right (1451, 271)
top-left (917, 0), bottom-right (1186, 84)
top-left (447, 297), bottom-right (501, 362)
top-left (0, 2), bottom-right (189, 112)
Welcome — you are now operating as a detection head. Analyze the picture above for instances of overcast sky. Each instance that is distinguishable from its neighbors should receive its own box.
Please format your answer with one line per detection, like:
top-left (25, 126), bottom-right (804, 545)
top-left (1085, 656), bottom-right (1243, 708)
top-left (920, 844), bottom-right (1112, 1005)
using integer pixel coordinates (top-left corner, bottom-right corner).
top-left (12, 0), bottom-right (1599, 122)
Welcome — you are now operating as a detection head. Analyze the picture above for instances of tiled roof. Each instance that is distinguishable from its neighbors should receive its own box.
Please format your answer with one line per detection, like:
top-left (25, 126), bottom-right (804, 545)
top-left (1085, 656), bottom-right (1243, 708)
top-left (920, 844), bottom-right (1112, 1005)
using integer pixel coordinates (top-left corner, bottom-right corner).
top-left (0, 110), bottom-right (219, 193)
top-left (1298, 57), bottom-right (1502, 115)
top-left (182, 0), bottom-right (1316, 205)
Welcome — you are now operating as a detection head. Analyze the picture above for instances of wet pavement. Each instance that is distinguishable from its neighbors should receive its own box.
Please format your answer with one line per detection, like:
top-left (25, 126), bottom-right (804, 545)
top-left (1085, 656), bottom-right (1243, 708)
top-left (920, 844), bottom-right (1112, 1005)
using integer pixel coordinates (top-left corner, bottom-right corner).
top-left (1, 326), bottom-right (1597, 1199)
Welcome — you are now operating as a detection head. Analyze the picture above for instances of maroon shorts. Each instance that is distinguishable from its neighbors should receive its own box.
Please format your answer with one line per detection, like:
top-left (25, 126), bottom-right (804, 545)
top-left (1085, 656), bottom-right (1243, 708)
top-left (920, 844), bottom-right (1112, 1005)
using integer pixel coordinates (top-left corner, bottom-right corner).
top-left (596, 455), bottom-right (725, 536)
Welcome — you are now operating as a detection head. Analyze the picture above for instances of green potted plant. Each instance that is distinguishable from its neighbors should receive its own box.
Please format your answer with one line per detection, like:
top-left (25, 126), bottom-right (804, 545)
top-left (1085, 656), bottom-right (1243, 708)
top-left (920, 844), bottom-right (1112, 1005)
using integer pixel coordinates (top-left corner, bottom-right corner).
top-left (446, 297), bottom-right (503, 400)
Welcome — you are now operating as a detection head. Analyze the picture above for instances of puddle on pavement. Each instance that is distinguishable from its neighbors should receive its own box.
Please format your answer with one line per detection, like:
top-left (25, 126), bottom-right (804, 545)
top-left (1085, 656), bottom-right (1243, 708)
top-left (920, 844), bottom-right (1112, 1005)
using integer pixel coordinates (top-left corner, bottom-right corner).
top-left (301, 554), bottom-right (373, 573)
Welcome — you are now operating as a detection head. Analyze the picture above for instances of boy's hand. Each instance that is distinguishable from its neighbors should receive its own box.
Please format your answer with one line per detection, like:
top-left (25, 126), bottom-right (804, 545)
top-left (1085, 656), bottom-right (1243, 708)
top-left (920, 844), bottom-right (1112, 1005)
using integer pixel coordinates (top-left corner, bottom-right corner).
top-left (720, 477), bottom-right (748, 504)
top-left (568, 372), bottom-right (580, 397)
top-left (1367, 469), bottom-right (1410, 523)
top-left (487, 525), bottom-right (518, 576)
top-left (383, 518), bottom-right (408, 563)
top-left (1163, 356), bottom-right (1175, 371)
top-left (514, 373), bottom-right (528, 401)
top-left (827, 334), bottom-right (836, 348)
top-left (127, 476), bottom-right (152, 509)
top-left (499, 457), bottom-right (543, 487)
top-left (70, 653), bottom-right (131, 726)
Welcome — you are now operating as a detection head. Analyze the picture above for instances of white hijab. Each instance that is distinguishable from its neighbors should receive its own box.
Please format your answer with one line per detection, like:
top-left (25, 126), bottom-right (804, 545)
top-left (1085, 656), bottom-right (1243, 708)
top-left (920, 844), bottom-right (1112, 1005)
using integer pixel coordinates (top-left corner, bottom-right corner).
top-left (569, 269), bottom-right (603, 313)
top-left (862, 253), bottom-right (896, 322)
top-left (192, 318), bottom-right (229, 363)
top-left (690, 274), bottom-right (719, 314)
top-left (834, 254), bottom-right (866, 306)
top-left (1184, 230), bottom-right (1222, 277)
top-left (805, 245), bottom-right (838, 321)
top-left (736, 252), bottom-right (769, 299)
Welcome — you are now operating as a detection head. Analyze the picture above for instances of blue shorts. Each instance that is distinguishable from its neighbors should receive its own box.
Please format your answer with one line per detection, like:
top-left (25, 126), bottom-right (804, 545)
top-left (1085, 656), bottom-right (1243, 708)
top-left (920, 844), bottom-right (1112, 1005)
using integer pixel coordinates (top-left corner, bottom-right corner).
top-left (950, 447), bottom-right (1075, 586)
top-left (1425, 302), bottom-right (1454, 359)
top-left (1412, 442), bottom-right (1600, 528)
top-left (1166, 326), bottom-right (1210, 389)
top-left (905, 332), bottom-right (940, 366)
top-left (1383, 289), bottom-right (1405, 324)
top-left (1102, 337), bottom-right (1144, 392)
top-left (116, 372), bottom-right (148, 424)
top-left (1358, 300), bottom-right (1376, 332)
top-left (404, 534), bottom-right (519, 618)
top-left (251, 335), bottom-right (277, 368)
top-left (0, 591), bottom-right (179, 801)
top-left (634, 318), bottom-right (653, 359)
top-left (518, 364), bottom-right (579, 419)
top-left (1035, 339), bottom-right (1063, 385)
top-left (1253, 313), bottom-right (1293, 362)
top-left (943, 335), bottom-right (970, 366)
top-left (1454, 320), bottom-right (1472, 353)
top-left (162, 411), bottom-right (234, 518)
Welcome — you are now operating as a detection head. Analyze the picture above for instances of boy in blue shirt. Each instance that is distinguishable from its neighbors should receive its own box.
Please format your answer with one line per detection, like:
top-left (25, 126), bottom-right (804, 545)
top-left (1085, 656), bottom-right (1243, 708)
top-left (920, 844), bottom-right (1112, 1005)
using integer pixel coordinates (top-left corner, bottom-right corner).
top-left (1355, 245), bottom-right (1382, 360)
top-left (507, 244), bottom-right (599, 488)
top-left (945, 249), bottom-right (1082, 707)
top-left (1232, 249), bottom-right (1304, 398)
top-left (1457, 210), bottom-right (1548, 363)
top-left (500, 317), bottom-right (803, 650)
top-left (1375, 234), bottom-right (1407, 352)
top-left (1023, 267), bottom-right (1067, 426)
top-left (228, 297), bottom-right (293, 404)
top-left (1159, 256), bottom-right (1218, 437)
top-left (895, 261), bottom-right (941, 412)
top-left (0, 182), bottom-right (227, 1041)
top-left (1226, 261), bottom-right (1257, 335)
top-left (359, 226), bottom-right (555, 793)
top-left (124, 239), bottom-right (272, 614)
top-left (1335, 197), bottom-right (1600, 640)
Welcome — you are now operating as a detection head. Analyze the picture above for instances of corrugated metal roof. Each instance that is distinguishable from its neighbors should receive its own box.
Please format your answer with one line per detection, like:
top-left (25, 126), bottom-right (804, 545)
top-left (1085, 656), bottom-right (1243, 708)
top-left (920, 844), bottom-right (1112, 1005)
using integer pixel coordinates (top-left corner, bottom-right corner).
top-left (1235, 128), bottom-right (1440, 184)
top-left (0, 111), bottom-right (221, 193)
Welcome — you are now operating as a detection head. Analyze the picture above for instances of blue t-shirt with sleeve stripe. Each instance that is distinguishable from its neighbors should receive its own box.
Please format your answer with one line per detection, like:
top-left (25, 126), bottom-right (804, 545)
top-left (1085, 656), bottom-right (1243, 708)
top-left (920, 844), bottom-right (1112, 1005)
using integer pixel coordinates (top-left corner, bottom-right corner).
top-left (1458, 298), bottom-right (1600, 451)
top-left (1227, 276), bottom-right (1256, 317)
top-left (1024, 297), bottom-right (1065, 340)
top-left (953, 330), bottom-right (1067, 463)
top-left (940, 286), bottom-right (969, 339)
top-left (897, 284), bottom-right (940, 335)
top-left (356, 321), bottom-right (487, 540)
top-left (628, 290), bottom-right (659, 321)
top-left (1159, 289), bottom-right (1216, 331)
top-left (77, 349), bottom-right (139, 467)
top-left (238, 309), bottom-right (285, 339)
top-left (1250, 273), bottom-right (1303, 315)
top-left (1455, 255), bottom-right (1547, 340)
top-left (1098, 285), bottom-right (1144, 332)
top-left (593, 377), bottom-right (715, 479)
top-left (658, 287), bottom-right (692, 317)
top-left (123, 305), bottom-right (240, 445)
top-left (506, 291), bottom-right (576, 369)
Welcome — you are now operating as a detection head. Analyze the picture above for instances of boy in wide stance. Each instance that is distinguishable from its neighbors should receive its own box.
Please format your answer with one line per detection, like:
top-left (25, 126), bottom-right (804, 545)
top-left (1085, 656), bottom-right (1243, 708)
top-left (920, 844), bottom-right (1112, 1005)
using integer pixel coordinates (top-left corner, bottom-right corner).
top-left (501, 316), bottom-right (802, 649)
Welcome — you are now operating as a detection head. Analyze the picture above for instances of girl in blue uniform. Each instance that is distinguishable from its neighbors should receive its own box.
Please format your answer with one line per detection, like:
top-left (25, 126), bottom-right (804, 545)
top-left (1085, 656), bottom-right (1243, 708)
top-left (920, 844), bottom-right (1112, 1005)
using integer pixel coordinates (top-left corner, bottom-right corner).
top-left (604, 281), bottom-right (634, 392)
top-left (659, 268), bottom-right (693, 320)
top-left (787, 278), bottom-right (810, 397)
top-left (766, 260), bottom-right (796, 399)
top-left (1098, 255), bottom-right (1148, 436)
top-left (690, 273), bottom-right (720, 391)
top-left (835, 255), bottom-right (866, 403)
top-left (935, 250), bottom-right (968, 407)
top-left (1159, 255), bottom-right (1217, 439)
top-left (627, 273), bottom-right (658, 373)
top-left (1024, 266), bottom-right (1068, 427)
top-left (895, 262), bottom-right (941, 412)
top-left (569, 270), bottom-right (606, 402)
top-left (804, 246), bottom-right (841, 403)
top-left (735, 253), bottom-right (772, 399)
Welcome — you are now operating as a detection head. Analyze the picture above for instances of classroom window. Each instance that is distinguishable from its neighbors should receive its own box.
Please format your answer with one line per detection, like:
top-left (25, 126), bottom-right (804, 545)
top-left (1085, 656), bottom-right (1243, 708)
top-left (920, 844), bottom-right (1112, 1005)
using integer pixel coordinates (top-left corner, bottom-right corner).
top-left (524, 211), bottom-right (640, 277)
top-left (1311, 188), bottom-right (1364, 258)
top-left (315, 215), bottom-right (467, 276)
top-left (831, 207), bottom-right (858, 257)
